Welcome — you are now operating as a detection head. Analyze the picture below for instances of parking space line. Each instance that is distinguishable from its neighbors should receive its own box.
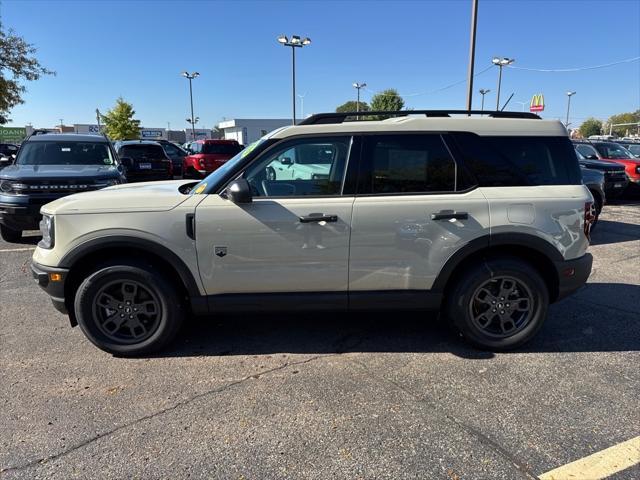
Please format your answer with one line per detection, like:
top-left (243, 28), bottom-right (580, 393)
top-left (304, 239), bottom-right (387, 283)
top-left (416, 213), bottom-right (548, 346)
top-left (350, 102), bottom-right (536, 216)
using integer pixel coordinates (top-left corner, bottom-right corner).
top-left (0, 247), bottom-right (36, 252)
top-left (538, 436), bottom-right (640, 480)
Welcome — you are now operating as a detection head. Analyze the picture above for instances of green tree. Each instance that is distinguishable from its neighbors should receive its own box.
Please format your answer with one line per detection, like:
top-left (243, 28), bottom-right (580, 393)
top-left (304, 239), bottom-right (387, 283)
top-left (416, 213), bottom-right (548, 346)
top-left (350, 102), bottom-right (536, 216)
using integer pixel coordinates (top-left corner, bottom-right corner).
top-left (370, 89), bottom-right (405, 119)
top-left (101, 98), bottom-right (141, 140)
top-left (606, 110), bottom-right (640, 137)
top-left (0, 24), bottom-right (55, 124)
top-left (336, 100), bottom-right (370, 113)
top-left (578, 118), bottom-right (603, 138)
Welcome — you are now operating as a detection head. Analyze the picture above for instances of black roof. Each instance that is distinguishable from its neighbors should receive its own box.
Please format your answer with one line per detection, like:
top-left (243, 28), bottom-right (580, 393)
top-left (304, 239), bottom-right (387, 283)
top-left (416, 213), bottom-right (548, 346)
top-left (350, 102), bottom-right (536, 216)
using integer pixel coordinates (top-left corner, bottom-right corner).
top-left (27, 133), bottom-right (109, 143)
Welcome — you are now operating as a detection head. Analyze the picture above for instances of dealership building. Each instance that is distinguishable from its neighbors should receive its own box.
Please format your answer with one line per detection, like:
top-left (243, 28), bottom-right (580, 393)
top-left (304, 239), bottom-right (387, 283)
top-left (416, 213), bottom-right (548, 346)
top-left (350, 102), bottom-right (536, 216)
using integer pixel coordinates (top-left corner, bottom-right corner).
top-left (216, 119), bottom-right (290, 145)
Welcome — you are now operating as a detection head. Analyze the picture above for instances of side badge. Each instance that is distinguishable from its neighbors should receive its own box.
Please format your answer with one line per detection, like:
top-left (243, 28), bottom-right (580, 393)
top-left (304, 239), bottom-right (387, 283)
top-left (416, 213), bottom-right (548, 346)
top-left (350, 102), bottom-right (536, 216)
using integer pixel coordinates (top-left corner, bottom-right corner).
top-left (214, 246), bottom-right (227, 258)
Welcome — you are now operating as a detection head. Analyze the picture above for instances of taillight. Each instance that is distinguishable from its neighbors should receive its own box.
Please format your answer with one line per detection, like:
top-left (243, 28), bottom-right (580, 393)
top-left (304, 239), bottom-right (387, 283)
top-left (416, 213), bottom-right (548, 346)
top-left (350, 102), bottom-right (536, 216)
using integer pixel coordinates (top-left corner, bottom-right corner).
top-left (584, 201), bottom-right (595, 240)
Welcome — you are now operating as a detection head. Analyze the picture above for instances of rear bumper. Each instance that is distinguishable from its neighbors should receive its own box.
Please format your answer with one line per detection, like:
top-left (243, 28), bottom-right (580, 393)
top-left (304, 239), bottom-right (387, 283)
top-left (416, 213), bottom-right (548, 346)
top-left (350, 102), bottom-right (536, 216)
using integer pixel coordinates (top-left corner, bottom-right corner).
top-left (31, 261), bottom-right (69, 314)
top-left (554, 253), bottom-right (593, 301)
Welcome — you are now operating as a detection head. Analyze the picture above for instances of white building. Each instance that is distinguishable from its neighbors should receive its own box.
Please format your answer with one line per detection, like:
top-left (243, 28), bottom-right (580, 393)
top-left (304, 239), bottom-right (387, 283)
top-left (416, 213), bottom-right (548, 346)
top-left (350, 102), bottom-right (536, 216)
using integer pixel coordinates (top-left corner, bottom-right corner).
top-left (217, 119), bottom-right (290, 145)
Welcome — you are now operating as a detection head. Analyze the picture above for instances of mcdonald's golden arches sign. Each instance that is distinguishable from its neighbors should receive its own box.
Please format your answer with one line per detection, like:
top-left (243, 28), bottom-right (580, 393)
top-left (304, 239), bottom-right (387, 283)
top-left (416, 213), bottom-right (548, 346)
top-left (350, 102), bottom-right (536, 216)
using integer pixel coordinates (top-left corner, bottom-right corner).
top-left (530, 94), bottom-right (545, 112)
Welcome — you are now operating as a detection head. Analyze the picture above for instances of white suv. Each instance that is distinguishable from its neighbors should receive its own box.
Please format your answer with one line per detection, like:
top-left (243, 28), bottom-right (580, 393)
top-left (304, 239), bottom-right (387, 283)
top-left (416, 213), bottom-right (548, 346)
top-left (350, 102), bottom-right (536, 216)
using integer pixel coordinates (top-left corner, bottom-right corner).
top-left (31, 110), bottom-right (594, 355)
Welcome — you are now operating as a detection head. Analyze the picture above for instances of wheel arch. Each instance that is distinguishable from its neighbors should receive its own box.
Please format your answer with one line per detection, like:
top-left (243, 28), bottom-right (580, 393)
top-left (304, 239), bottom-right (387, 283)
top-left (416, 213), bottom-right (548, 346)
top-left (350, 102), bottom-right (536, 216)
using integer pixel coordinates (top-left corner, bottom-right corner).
top-left (433, 234), bottom-right (562, 303)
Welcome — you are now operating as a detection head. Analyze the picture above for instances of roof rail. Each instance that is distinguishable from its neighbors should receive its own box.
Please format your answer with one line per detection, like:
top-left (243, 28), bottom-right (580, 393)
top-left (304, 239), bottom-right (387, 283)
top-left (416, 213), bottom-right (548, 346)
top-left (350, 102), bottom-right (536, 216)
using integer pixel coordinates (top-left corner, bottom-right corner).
top-left (298, 110), bottom-right (541, 125)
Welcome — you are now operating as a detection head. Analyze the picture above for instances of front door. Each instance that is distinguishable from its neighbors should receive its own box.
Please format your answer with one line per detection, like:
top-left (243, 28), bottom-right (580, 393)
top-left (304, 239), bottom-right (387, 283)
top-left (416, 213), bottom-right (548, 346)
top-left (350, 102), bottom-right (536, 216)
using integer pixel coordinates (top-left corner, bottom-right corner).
top-left (195, 135), bottom-right (356, 299)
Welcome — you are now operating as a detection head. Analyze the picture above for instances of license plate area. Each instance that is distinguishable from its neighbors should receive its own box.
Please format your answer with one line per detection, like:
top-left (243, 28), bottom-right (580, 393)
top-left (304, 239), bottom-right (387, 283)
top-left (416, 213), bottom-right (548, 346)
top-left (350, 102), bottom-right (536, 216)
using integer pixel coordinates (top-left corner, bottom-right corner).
top-left (139, 163), bottom-right (152, 170)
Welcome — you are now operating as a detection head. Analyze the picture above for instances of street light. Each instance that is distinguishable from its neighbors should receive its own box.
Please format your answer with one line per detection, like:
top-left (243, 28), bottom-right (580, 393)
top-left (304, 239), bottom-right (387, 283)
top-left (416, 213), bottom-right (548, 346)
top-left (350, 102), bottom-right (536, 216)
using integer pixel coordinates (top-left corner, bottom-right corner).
top-left (492, 57), bottom-right (515, 110)
top-left (352, 82), bottom-right (367, 115)
top-left (277, 34), bottom-right (311, 124)
top-left (181, 71), bottom-right (200, 141)
top-left (297, 92), bottom-right (307, 119)
top-left (479, 88), bottom-right (490, 111)
top-left (565, 91), bottom-right (576, 127)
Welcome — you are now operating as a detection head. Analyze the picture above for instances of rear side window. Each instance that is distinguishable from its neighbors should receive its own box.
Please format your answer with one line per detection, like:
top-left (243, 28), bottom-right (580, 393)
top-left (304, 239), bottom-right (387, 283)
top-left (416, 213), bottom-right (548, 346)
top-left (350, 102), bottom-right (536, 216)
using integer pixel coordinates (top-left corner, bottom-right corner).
top-left (119, 144), bottom-right (166, 159)
top-left (451, 133), bottom-right (581, 186)
top-left (359, 134), bottom-right (463, 194)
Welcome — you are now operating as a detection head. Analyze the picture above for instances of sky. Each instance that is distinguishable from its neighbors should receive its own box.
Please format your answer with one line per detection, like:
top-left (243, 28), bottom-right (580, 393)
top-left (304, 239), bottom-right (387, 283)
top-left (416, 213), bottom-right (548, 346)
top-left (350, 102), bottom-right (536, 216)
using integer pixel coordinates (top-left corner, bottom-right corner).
top-left (1, 0), bottom-right (639, 130)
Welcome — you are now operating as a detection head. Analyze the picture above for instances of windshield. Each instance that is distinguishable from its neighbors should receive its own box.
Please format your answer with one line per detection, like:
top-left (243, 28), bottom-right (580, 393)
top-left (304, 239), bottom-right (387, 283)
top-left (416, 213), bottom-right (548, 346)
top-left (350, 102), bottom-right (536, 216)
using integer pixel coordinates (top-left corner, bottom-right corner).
top-left (191, 139), bottom-right (264, 194)
top-left (595, 143), bottom-right (635, 159)
top-left (17, 141), bottom-right (114, 166)
top-left (202, 143), bottom-right (242, 155)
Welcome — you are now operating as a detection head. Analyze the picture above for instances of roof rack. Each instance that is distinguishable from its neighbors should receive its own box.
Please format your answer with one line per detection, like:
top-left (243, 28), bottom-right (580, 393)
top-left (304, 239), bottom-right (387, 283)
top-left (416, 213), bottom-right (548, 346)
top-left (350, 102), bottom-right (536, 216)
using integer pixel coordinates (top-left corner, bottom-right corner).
top-left (298, 110), bottom-right (541, 126)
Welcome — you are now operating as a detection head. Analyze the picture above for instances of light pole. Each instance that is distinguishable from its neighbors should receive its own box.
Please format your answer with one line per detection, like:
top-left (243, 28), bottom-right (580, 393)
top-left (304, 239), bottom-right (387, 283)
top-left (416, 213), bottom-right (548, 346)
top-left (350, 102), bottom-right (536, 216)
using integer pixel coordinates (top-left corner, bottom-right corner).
top-left (277, 34), bottom-right (311, 125)
top-left (352, 82), bottom-right (367, 113)
top-left (465, 0), bottom-right (479, 112)
top-left (565, 91), bottom-right (576, 127)
top-left (181, 71), bottom-right (200, 141)
top-left (186, 117), bottom-right (200, 140)
top-left (297, 92), bottom-right (306, 119)
top-left (492, 57), bottom-right (515, 110)
top-left (479, 88), bottom-right (490, 111)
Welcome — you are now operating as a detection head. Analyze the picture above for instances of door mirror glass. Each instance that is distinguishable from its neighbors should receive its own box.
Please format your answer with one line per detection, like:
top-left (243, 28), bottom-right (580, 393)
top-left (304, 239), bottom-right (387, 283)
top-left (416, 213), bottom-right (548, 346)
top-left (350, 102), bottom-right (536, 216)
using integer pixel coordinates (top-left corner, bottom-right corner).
top-left (226, 178), bottom-right (253, 203)
top-left (587, 154), bottom-right (598, 160)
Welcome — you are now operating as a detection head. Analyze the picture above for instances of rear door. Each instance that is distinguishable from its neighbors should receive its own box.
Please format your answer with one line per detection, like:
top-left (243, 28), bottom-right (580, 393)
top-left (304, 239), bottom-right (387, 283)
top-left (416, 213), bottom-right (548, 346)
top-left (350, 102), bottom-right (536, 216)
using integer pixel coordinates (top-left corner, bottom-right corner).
top-left (349, 133), bottom-right (490, 297)
top-left (195, 135), bottom-right (356, 302)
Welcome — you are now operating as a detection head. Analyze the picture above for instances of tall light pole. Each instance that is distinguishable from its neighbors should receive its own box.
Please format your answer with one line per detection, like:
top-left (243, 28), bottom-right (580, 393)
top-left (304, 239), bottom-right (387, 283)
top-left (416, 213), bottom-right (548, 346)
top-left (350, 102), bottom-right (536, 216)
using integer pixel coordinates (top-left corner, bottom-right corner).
top-left (565, 91), bottom-right (576, 127)
top-left (277, 34), bottom-right (311, 125)
top-left (352, 82), bottom-right (367, 113)
top-left (492, 57), bottom-right (515, 110)
top-left (479, 88), bottom-right (490, 111)
top-left (181, 71), bottom-right (200, 141)
top-left (465, 0), bottom-right (479, 112)
top-left (297, 92), bottom-right (307, 119)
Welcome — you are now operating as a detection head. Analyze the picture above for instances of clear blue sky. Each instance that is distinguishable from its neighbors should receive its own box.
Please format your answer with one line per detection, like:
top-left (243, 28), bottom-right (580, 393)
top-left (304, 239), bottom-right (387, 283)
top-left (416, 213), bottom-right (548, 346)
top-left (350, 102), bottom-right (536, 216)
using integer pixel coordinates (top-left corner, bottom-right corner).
top-left (2, 0), bottom-right (639, 129)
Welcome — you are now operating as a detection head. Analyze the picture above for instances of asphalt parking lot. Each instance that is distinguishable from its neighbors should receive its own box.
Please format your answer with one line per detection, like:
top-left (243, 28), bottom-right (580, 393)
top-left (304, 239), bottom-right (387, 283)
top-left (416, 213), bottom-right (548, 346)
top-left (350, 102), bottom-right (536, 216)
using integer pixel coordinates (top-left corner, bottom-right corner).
top-left (1, 200), bottom-right (638, 479)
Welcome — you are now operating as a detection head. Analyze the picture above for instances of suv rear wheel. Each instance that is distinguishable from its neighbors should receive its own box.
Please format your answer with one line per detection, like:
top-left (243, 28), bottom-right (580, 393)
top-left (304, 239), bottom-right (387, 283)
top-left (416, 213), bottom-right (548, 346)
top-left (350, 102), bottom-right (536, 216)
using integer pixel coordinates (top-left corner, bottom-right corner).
top-left (446, 257), bottom-right (549, 350)
top-left (74, 261), bottom-right (184, 356)
top-left (0, 224), bottom-right (22, 242)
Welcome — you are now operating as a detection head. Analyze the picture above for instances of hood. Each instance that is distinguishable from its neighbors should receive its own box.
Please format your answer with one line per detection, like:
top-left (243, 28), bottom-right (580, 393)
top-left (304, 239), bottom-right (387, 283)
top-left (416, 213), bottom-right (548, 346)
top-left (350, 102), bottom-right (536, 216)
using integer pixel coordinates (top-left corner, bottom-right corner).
top-left (580, 166), bottom-right (604, 184)
top-left (42, 179), bottom-right (195, 215)
top-left (0, 164), bottom-right (122, 180)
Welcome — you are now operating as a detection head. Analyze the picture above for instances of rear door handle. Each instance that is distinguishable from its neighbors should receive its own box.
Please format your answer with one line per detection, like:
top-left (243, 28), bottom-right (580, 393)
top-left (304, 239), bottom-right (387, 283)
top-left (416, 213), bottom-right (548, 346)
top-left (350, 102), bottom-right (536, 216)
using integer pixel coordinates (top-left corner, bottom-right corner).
top-left (299, 213), bottom-right (338, 223)
top-left (431, 210), bottom-right (468, 221)
top-left (186, 213), bottom-right (196, 239)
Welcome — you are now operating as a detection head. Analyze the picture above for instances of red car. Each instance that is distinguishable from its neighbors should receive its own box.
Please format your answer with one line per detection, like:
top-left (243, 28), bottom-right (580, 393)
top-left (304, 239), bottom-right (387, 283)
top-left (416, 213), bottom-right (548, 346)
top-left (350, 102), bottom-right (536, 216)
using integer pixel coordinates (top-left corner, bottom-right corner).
top-left (182, 140), bottom-right (243, 179)
top-left (588, 141), bottom-right (640, 188)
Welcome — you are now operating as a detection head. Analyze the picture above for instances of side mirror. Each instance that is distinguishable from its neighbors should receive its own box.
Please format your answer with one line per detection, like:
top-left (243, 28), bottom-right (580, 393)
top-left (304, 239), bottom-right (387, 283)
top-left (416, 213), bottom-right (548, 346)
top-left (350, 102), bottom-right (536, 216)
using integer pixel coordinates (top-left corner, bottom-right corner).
top-left (226, 178), bottom-right (252, 204)
top-left (280, 157), bottom-right (293, 165)
top-left (120, 156), bottom-right (133, 168)
top-left (587, 155), bottom-right (598, 160)
top-left (0, 156), bottom-right (12, 166)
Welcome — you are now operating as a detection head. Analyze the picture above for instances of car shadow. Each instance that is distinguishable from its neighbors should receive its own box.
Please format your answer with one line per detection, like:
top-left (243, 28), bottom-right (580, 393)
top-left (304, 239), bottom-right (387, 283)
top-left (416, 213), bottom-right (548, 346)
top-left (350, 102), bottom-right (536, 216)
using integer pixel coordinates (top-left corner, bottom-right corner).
top-left (155, 282), bottom-right (640, 359)
top-left (590, 220), bottom-right (640, 246)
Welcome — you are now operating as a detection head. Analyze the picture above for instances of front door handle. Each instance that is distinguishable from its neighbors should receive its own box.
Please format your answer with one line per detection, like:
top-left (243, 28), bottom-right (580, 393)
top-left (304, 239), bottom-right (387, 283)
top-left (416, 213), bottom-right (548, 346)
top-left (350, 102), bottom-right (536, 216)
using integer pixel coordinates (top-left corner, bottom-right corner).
top-left (299, 213), bottom-right (338, 223)
top-left (431, 210), bottom-right (468, 221)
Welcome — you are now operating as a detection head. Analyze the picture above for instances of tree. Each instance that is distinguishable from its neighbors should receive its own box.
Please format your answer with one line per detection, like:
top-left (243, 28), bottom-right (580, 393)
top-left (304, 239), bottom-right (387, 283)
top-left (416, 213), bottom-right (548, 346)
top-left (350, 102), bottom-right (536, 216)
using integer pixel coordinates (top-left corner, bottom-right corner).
top-left (606, 110), bottom-right (640, 137)
top-left (336, 100), bottom-right (370, 113)
top-left (578, 118), bottom-right (603, 138)
top-left (0, 24), bottom-right (54, 124)
top-left (101, 98), bottom-right (141, 140)
top-left (370, 89), bottom-right (405, 119)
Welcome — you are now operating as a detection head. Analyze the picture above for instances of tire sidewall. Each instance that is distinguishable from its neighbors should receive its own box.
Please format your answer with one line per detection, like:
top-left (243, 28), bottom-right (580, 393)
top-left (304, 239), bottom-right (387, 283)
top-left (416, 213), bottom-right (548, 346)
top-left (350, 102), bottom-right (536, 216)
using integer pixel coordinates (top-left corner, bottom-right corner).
top-left (74, 264), bottom-right (182, 355)
top-left (449, 258), bottom-right (549, 350)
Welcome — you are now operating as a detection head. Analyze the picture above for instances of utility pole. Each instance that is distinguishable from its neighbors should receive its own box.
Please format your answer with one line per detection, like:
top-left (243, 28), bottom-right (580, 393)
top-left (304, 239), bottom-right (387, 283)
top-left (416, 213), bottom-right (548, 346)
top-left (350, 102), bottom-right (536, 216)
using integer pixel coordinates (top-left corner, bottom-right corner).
top-left (492, 57), bottom-right (515, 110)
top-left (565, 91), bottom-right (576, 127)
top-left (465, 0), bottom-right (479, 113)
top-left (277, 35), bottom-right (312, 125)
top-left (181, 71), bottom-right (200, 141)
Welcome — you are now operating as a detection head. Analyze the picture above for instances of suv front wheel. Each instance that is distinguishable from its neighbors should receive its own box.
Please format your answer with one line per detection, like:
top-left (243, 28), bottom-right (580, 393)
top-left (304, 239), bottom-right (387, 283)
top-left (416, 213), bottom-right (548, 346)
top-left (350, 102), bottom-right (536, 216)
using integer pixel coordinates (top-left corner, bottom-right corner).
top-left (446, 257), bottom-right (549, 350)
top-left (74, 261), bottom-right (184, 356)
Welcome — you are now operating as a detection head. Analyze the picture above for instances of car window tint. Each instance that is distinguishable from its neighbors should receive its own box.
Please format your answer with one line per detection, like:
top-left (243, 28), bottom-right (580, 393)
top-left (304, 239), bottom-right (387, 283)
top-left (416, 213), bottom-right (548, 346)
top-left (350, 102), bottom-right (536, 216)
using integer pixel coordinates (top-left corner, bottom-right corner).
top-left (595, 143), bottom-right (634, 159)
top-left (452, 133), bottom-right (581, 186)
top-left (576, 144), bottom-right (598, 158)
top-left (360, 134), bottom-right (456, 194)
top-left (17, 142), bottom-right (114, 166)
top-left (202, 143), bottom-right (242, 155)
top-left (244, 136), bottom-right (351, 197)
top-left (120, 144), bottom-right (165, 159)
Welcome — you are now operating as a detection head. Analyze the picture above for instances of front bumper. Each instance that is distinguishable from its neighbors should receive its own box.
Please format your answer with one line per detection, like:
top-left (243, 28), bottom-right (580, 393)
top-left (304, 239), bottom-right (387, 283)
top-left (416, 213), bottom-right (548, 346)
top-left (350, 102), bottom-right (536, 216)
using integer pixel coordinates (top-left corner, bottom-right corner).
top-left (31, 261), bottom-right (69, 315)
top-left (554, 253), bottom-right (593, 301)
top-left (0, 202), bottom-right (43, 230)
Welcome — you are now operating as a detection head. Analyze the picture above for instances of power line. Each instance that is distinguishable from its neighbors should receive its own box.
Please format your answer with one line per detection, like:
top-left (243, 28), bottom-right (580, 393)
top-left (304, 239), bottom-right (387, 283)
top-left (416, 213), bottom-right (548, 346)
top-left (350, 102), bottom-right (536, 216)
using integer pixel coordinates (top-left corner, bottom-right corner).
top-left (509, 56), bottom-right (640, 73)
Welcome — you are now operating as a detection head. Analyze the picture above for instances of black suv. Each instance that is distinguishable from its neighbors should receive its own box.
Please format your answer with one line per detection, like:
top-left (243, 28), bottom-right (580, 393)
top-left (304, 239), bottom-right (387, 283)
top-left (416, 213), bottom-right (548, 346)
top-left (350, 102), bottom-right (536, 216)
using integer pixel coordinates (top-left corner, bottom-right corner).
top-left (154, 139), bottom-right (187, 176)
top-left (573, 144), bottom-right (628, 197)
top-left (115, 141), bottom-right (173, 182)
top-left (0, 133), bottom-right (125, 242)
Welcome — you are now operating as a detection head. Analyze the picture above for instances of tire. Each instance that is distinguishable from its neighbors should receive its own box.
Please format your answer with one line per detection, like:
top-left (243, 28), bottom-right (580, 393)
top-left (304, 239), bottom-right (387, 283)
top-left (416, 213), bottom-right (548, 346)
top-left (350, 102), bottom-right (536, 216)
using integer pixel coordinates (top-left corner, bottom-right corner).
top-left (446, 257), bottom-right (549, 350)
top-left (74, 260), bottom-right (184, 356)
top-left (0, 224), bottom-right (22, 242)
top-left (590, 191), bottom-right (602, 231)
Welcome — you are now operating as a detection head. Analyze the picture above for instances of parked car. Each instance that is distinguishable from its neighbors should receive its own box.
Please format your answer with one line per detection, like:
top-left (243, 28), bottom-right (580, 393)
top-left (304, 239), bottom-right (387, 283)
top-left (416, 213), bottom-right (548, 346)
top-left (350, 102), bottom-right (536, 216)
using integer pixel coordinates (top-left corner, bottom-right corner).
top-left (574, 140), bottom-right (640, 190)
top-left (0, 143), bottom-right (19, 162)
top-left (153, 139), bottom-right (188, 176)
top-left (265, 142), bottom-right (336, 181)
top-left (580, 166), bottom-right (605, 229)
top-left (31, 110), bottom-right (594, 355)
top-left (115, 141), bottom-right (173, 182)
top-left (0, 133), bottom-right (125, 242)
top-left (574, 148), bottom-right (628, 197)
top-left (182, 139), bottom-right (243, 179)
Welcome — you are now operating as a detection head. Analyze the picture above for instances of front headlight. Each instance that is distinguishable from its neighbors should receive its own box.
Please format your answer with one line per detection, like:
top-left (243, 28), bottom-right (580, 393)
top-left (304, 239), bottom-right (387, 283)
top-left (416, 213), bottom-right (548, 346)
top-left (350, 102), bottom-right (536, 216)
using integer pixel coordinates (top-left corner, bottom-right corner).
top-left (0, 179), bottom-right (28, 194)
top-left (38, 214), bottom-right (55, 249)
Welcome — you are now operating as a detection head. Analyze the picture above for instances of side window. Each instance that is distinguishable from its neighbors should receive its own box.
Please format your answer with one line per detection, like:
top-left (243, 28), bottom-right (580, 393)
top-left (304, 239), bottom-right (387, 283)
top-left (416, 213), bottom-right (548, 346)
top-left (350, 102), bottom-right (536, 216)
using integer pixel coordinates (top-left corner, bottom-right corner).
top-left (359, 134), bottom-right (457, 194)
top-left (576, 144), bottom-right (597, 158)
top-left (244, 136), bottom-right (351, 197)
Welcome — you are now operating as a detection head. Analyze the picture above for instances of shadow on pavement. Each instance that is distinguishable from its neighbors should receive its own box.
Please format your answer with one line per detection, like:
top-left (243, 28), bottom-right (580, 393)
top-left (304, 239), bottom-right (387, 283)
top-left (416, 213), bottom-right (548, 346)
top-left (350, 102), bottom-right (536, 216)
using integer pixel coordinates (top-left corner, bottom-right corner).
top-left (157, 282), bottom-right (639, 360)
top-left (590, 220), bottom-right (640, 246)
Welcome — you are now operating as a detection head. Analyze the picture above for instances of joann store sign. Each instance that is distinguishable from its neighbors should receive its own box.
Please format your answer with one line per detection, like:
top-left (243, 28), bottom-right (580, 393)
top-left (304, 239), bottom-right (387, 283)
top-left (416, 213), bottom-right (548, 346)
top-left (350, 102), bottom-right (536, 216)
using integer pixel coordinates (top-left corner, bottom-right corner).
top-left (0, 127), bottom-right (27, 143)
